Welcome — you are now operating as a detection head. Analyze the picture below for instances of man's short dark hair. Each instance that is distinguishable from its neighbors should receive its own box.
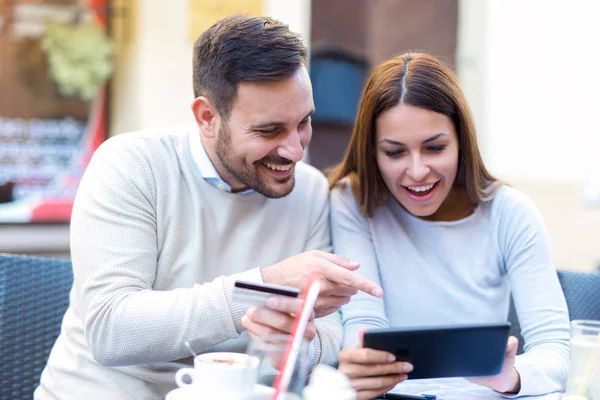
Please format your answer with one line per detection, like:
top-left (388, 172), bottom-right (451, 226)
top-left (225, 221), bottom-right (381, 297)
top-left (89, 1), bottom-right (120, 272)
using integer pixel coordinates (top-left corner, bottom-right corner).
top-left (192, 15), bottom-right (308, 119)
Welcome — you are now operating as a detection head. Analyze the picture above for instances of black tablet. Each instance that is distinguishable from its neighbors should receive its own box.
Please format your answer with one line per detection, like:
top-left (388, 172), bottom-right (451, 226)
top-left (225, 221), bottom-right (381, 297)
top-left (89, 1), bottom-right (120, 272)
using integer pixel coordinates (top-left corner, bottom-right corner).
top-left (363, 322), bottom-right (510, 379)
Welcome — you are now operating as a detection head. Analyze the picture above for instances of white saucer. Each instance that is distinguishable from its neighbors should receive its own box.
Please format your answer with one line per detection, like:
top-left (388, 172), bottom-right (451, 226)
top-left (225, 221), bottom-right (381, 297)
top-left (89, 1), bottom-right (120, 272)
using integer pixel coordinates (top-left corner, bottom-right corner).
top-left (165, 384), bottom-right (273, 399)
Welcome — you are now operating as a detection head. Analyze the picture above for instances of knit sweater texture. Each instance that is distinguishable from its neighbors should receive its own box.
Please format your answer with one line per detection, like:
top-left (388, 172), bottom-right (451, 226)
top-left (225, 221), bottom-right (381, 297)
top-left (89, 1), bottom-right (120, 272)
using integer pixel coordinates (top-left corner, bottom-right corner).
top-left (35, 127), bottom-right (341, 400)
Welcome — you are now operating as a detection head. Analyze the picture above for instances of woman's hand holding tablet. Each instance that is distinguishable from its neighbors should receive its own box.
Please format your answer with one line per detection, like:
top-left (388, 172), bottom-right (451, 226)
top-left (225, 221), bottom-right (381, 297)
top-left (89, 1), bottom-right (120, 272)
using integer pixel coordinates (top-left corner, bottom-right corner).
top-left (465, 335), bottom-right (521, 394)
top-left (338, 328), bottom-right (414, 400)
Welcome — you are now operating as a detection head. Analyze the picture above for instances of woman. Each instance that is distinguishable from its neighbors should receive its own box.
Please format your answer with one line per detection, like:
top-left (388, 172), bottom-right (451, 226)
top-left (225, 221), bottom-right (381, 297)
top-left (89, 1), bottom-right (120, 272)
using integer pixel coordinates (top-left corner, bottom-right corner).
top-left (329, 52), bottom-right (570, 400)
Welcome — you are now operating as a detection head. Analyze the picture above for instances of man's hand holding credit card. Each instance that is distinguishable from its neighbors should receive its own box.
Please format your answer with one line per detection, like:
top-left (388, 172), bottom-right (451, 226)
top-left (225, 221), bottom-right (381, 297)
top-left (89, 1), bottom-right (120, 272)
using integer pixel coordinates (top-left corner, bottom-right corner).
top-left (238, 280), bottom-right (317, 341)
top-left (238, 250), bottom-right (383, 343)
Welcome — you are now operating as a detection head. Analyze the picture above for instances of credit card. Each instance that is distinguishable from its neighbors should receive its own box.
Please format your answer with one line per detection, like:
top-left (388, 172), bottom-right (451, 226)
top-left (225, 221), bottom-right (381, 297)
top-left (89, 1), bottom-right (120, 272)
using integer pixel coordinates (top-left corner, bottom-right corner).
top-left (232, 280), bottom-right (300, 307)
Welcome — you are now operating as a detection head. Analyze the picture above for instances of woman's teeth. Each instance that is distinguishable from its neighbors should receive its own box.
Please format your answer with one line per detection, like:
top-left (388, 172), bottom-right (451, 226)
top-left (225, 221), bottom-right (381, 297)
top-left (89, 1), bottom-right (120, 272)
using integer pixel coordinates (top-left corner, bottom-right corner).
top-left (264, 162), bottom-right (292, 171)
top-left (406, 183), bottom-right (435, 193)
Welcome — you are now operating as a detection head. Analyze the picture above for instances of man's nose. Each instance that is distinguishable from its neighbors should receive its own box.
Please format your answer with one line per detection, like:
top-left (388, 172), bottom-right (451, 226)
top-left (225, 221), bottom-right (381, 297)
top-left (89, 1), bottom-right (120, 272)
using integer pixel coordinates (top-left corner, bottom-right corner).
top-left (277, 131), bottom-right (305, 163)
top-left (406, 155), bottom-right (431, 181)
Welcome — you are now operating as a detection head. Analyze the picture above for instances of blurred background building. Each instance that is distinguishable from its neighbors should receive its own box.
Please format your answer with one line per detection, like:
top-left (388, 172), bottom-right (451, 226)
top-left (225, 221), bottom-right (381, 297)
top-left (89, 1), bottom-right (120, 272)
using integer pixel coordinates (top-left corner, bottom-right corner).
top-left (1, 0), bottom-right (599, 273)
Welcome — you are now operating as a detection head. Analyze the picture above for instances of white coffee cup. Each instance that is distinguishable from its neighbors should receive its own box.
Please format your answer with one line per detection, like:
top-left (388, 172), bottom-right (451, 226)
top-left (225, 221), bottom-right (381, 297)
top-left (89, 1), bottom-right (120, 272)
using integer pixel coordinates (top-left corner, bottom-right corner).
top-left (175, 352), bottom-right (260, 397)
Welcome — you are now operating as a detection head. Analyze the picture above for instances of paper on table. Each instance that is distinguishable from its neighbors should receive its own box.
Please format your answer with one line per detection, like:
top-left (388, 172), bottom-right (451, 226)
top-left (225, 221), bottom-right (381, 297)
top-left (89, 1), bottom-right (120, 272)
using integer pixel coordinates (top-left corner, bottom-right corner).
top-left (389, 378), bottom-right (563, 400)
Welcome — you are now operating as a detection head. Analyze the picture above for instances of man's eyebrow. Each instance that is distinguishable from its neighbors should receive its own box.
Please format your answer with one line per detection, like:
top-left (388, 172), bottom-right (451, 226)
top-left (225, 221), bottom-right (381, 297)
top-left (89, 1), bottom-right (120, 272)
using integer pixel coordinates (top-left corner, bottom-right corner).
top-left (248, 110), bottom-right (314, 130)
top-left (303, 110), bottom-right (315, 121)
top-left (377, 132), bottom-right (449, 146)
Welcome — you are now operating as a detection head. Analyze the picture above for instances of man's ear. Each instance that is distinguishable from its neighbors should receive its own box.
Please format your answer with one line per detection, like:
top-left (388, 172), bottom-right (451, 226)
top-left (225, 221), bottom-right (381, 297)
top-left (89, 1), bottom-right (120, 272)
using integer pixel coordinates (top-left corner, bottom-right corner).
top-left (191, 96), bottom-right (219, 139)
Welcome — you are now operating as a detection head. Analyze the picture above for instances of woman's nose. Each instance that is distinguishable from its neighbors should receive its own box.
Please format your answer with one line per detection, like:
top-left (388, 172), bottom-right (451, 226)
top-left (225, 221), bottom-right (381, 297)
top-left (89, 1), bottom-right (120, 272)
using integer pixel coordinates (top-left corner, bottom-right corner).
top-left (406, 156), bottom-right (431, 181)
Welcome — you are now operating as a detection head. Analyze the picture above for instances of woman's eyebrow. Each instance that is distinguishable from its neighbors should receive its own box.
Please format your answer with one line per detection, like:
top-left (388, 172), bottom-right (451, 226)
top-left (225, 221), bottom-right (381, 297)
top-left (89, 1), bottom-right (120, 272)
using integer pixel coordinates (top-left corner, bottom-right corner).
top-left (422, 132), bottom-right (449, 144)
top-left (377, 132), bottom-right (449, 146)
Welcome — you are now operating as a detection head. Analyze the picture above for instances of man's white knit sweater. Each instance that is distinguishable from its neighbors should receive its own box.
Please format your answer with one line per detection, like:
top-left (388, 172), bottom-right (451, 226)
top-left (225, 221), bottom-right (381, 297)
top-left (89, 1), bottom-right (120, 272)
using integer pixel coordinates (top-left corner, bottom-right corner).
top-left (35, 127), bottom-right (342, 400)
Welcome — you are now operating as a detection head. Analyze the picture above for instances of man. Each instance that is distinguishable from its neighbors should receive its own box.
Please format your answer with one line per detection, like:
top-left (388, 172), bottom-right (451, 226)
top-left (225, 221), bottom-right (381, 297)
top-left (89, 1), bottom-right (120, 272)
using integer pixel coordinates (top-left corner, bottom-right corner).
top-left (35, 15), bottom-right (382, 400)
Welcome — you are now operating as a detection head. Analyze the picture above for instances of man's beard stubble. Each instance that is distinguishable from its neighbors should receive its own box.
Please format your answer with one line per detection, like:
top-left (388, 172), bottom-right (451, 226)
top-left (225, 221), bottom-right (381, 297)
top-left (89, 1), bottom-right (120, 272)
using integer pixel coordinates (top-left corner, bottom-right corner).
top-left (215, 122), bottom-right (295, 198)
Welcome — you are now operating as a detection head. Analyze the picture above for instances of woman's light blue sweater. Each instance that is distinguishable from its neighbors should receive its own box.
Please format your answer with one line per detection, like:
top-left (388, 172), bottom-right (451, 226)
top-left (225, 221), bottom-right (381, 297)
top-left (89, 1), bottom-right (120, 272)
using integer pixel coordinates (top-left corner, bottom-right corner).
top-left (331, 182), bottom-right (570, 397)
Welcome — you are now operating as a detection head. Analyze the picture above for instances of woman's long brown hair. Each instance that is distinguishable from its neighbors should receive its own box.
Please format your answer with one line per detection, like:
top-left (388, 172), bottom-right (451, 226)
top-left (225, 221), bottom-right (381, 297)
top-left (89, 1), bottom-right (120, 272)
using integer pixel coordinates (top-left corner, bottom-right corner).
top-left (328, 52), bottom-right (500, 216)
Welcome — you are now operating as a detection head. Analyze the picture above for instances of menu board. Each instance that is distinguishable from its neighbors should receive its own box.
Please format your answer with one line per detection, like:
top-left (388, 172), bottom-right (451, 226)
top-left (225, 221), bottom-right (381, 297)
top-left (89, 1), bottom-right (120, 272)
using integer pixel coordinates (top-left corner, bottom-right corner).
top-left (0, 0), bottom-right (108, 223)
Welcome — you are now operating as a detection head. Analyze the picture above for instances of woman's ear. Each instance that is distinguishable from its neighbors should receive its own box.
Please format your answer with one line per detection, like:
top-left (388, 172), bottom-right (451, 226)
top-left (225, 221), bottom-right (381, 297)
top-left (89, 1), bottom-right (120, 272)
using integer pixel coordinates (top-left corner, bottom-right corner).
top-left (191, 96), bottom-right (219, 139)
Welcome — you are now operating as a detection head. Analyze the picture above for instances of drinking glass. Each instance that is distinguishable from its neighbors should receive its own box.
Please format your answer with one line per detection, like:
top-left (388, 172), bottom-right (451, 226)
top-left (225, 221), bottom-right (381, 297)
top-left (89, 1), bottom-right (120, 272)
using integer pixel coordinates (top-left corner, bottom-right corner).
top-left (245, 334), bottom-right (309, 399)
top-left (563, 320), bottom-right (600, 400)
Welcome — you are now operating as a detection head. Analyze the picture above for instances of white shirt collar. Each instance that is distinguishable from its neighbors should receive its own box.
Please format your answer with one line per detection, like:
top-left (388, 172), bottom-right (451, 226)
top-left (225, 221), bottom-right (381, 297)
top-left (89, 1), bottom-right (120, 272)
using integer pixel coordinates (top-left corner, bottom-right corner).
top-left (189, 127), bottom-right (254, 194)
